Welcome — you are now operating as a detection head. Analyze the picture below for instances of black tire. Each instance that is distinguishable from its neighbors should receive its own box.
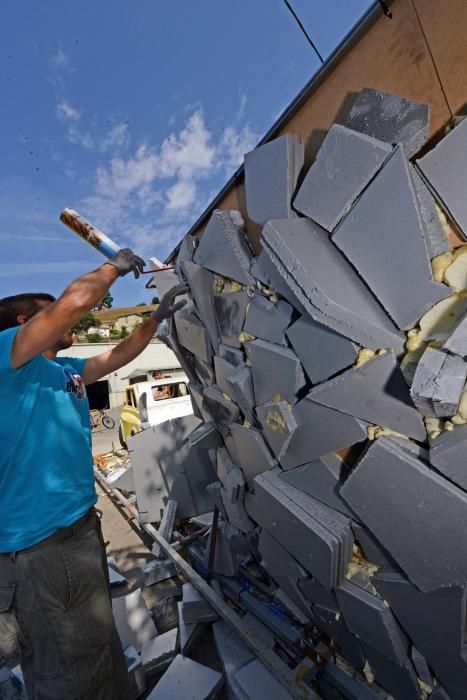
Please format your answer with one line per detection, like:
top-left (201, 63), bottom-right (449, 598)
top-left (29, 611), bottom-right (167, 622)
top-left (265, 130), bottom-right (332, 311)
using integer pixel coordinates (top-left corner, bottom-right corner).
top-left (118, 425), bottom-right (128, 450)
top-left (102, 413), bottom-right (115, 430)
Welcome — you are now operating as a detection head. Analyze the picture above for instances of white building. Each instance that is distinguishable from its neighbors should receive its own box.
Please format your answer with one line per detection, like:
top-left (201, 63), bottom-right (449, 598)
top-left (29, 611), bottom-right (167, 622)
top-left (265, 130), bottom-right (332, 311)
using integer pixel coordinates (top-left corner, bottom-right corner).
top-left (59, 339), bottom-right (181, 408)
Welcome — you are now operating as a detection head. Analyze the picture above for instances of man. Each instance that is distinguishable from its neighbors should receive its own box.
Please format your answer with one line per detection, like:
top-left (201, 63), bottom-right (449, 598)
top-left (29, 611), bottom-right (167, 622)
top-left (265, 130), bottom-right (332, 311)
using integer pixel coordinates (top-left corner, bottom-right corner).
top-left (0, 248), bottom-right (187, 699)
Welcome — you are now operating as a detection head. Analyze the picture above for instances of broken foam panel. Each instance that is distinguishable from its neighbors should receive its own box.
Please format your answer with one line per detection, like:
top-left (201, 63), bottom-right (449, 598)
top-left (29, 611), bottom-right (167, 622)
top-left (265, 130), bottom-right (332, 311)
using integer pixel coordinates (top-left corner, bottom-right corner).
top-left (416, 117), bottom-right (467, 240)
top-left (293, 123), bottom-right (392, 231)
top-left (344, 87), bottom-right (429, 158)
top-left (309, 350), bottom-right (426, 441)
top-left (333, 146), bottom-right (450, 331)
top-left (244, 133), bottom-right (304, 226)
top-left (193, 209), bottom-right (254, 286)
top-left (341, 437), bottom-right (467, 591)
top-left (261, 217), bottom-right (405, 353)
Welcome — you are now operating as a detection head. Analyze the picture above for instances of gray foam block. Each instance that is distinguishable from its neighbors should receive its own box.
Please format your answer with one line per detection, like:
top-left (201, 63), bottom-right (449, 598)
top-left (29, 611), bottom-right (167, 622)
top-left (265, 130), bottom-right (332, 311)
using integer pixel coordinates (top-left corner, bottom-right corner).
top-left (432, 353), bottom-right (467, 417)
top-left (335, 580), bottom-right (409, 666)
top-left (243, 294), bottom-right (293, 345)
top-left (175, 233), bottom-right (197, 279)
top-left (212, 620), bottom-right (255, 698)
top-left (344, 87), bottom-right (429, 158)
top-left (219, 344), bottom-right (245, 367)
top-left (333, 146), bottom-right (450, 330)
top-left (112, 588), bottom-right (158, 652)
top-left (147, 654), bottom-right (223, 699)
top-left (411, 347), bottom-right (467, 417)
top-left (417, 118), bottom-right (467, 239)
top-left (375, 572), bottom-right (467, 700)
top-left (444, 311), bottom-right (467, 356)
top-left (203, 386), bottom-right (240, 435)
top-left (258, 527), bottom-right (307, 579)
top-left (233, 658), bottom-right (294, 700)
top-left (309, 350), bottom-right (426, 440)
top-left (251, 250), bottom-right (308, 315)
top-left (279, 453), bottom-right (354, 518)
top-left (193, 209), bottom-right (253, 285)
top-left (128, 415), bottom-right (203, 522)
top-left (189, 382), bottom-right (212, 422)
top-left (317, 662), bottom-right (377, 700)
top-left (341, 437), bottom-right (467, 591)
top-left (214, 291), bottom-right (249, 349)
top-left (428, 688), bottom-right (452, 700)
top-left (214, 356), bottom-right (236, 397)
top-left (245, 339), bottom-right (306, 405)
top-left (141, 628), bottom-right (179, 673)
top-left (286, 315), bottom-right (359, 384)
top-left (351, 522), bottom-right (398, 570)
top-left (244, 133), bottom-right (304, 226)
top-left (411, 645), bottom-right (434, 687)
top-left (430, 425), bottom-right (467, 491)
top-left (361, 644), bottom-right (421, 700)
top-left (312, 604), bottom-right (366, 671)
top-left (298, 577), bottom-right (339, 612)
top-left (224, 364), bottom-right (256, 424)
top-left (249, 471), bottom-right (351, 589)
top-left (411, 165), bottom-right (450, 258)
top-left (294, 123), bottom-right (392, 231)
top-left (228, 423), bottom-right (276, 488)
top-left (193, 355), bottom-right (215, 388)
top-left (410, 346), bottom-right (448, 415)
top-left (256, 400), bottom-right (298, 461)
top-left (182, 583), bottom-right (218, 624)
top-left (279, 394), bottom-right (368, 470)
top-left (261, 217), bottom-right (405, 353)
top-left (175, 303), bottom-right (213, 363)
top-left (216, 447), bottom-right (245, 503)
top-left (178, 602), bottom-right (205, 656)
top-left (180, 260), bottom-right (221, 353)
top-left (221, 488), bottom-right (254, 534)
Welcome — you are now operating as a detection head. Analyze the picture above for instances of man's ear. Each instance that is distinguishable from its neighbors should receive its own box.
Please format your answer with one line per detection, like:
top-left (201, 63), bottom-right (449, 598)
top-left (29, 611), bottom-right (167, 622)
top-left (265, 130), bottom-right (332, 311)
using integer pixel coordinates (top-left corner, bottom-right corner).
top-left (16, 314), bottom-right (29, 326)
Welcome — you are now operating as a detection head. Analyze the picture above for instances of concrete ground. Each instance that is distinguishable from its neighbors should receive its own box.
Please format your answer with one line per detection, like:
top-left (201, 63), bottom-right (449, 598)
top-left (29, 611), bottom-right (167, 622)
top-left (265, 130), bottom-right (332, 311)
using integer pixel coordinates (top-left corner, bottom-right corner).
top-left (92, 406), bottom-right (122, 456)
top-left (94, 424), bottom-right (227, 698)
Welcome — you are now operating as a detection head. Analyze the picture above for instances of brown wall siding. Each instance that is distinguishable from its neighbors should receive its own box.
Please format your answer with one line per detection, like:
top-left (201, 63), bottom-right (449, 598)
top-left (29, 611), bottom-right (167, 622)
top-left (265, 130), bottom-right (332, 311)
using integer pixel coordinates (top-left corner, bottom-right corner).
top-left (186, 0), bottom-right (467, 252)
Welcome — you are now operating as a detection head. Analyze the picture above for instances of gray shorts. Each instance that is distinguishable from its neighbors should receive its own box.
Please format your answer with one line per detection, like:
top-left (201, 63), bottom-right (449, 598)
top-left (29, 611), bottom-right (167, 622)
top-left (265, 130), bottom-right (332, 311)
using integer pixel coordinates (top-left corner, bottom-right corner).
top-left (0, 510), bottom-right (130, 699)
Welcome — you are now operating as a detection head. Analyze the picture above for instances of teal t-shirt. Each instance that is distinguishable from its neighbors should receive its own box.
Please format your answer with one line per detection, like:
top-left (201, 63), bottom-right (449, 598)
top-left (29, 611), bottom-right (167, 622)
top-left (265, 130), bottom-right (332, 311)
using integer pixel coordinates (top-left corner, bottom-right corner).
top-left (0, 327), bottom-right (97, 552)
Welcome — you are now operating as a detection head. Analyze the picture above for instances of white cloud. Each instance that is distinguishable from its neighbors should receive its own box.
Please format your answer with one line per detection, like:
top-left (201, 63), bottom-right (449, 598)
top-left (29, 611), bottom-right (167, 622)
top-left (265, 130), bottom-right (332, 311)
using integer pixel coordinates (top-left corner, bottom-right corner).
top-left (51, 49), bottom-right (70, 71)
top-left (101, 121), bottom-right (130, 152)
top-left (56, 100), bottom-right (80, 121)
top-left (165, 179), bottom-right (197, 211)
top-left (67, 125), bottom-right (95, 150)
top-left (80, 105), bottom-right (259, 258)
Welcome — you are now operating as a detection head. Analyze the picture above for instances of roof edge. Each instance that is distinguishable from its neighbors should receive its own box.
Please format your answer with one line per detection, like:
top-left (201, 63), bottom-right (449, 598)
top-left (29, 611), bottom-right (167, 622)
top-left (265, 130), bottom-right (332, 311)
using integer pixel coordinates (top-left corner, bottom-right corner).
top-left (164, 0), bottom-right (393, 264)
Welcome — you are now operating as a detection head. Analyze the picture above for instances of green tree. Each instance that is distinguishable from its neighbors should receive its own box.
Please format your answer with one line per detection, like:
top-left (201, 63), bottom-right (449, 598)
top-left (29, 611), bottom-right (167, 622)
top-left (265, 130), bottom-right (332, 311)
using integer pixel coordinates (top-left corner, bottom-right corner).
top-left (87, 332), bottom-right (103, 343)
top-left (119, 326), bottom-right (129, 339)
top-left (93, 291), bottom-right (113, 310)
top-left (73, 313), bottom-right (101, 333)
top-left (151, 296), bottom-right (160, 304)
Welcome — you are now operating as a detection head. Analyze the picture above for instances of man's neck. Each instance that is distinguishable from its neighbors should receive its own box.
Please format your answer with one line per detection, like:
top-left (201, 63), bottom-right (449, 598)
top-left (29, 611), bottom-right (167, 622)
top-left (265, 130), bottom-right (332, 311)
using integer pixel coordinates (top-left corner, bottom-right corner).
top-left (43, 349), bottom-right (58, 360)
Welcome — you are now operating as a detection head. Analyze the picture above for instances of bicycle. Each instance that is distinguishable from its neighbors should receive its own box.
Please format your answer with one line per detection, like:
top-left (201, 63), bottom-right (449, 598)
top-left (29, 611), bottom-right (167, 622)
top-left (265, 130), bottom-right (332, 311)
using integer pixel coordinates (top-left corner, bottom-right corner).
top-left (90, 408), bottom-right (115, 431)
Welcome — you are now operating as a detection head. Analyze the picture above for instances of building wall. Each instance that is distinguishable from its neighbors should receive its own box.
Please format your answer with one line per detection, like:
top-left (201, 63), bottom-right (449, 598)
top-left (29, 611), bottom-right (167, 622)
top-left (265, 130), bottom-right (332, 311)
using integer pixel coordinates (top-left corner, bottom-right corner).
top-left (59, 341), bottom-right (181, 408)
top-left (179, 0), bottom-right (467, 254)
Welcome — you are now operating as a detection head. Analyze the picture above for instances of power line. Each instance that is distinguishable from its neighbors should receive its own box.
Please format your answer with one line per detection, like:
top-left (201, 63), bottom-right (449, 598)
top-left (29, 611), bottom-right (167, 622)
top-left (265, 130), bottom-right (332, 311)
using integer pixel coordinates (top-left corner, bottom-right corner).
top-left (281, 0), bottom-right (324, 63)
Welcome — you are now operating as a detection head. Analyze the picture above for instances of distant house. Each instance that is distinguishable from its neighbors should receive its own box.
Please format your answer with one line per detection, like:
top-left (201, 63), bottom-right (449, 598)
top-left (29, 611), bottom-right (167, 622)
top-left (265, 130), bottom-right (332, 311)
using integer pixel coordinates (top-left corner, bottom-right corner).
top-left (93, 304), bottom-right (159, 333)
top-left (87, 326), bottom-right (110, 338)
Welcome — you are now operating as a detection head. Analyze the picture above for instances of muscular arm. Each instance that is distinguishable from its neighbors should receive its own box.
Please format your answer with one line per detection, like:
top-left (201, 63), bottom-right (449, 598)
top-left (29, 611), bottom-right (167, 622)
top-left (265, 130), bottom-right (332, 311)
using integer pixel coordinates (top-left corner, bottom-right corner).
top-left (11, 264), bottom-right (119, 369)
top-left (82, 317), bottom-right (158, 385)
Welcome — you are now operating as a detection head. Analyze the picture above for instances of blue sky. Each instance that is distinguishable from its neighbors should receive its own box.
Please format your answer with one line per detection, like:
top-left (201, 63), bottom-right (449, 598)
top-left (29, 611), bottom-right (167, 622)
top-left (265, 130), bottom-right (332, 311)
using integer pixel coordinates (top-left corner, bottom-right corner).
top-left (0, 0), bottom-right (373, 307)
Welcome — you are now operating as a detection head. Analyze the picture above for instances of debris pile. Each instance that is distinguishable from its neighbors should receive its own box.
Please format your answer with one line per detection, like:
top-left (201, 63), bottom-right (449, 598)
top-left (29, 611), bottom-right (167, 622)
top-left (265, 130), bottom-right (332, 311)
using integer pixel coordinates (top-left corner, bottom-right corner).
top-left (126, 88), bottom-right (467, 698)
